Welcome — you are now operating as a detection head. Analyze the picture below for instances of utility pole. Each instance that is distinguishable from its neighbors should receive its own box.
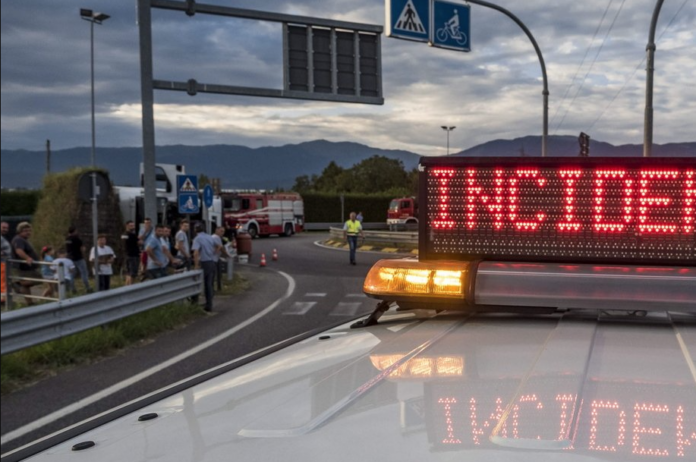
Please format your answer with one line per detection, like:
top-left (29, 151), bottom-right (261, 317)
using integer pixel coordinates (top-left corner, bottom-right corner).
top-left (643, 0), bottom-right (665, 158)
top-left (46, 139), bottom-right (51, 174)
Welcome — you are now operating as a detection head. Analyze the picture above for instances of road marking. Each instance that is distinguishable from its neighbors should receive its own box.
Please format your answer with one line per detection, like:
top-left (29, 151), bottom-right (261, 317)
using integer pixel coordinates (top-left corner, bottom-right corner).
top-left (0, 271), bottom-right (296, 447)
top-left (305, 293), bottom-right (327, 298)
top-left (345, 294), bottom-right (367, 298)
top-left (672, 320), bottom-right (696, 385)
top-left (382, 248), bottom-right (398, 253)
top-left (359, 245), bottom-right (373, 251)
top-left (283, 302), bottom-right (317, 315)
top-left (330, 302), bottom-right (362, 317)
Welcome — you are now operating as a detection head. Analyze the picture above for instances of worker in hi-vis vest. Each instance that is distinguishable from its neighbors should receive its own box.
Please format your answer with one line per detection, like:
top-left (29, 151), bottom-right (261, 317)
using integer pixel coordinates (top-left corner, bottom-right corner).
top-left (343, 212), bottom-right (365, 266)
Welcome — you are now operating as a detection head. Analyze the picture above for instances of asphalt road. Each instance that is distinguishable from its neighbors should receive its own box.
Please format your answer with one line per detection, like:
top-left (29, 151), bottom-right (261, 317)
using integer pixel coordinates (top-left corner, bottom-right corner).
top-left (0, 232), bottom-right (389, 455)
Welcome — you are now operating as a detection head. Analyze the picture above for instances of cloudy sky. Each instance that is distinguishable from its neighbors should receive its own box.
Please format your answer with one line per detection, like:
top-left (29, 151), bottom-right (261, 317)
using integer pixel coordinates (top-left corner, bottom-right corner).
top-left (1, 0), bottom-right (694, 156)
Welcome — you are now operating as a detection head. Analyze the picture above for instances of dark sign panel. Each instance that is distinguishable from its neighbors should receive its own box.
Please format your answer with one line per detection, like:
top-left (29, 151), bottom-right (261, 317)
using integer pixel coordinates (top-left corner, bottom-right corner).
top-left (284, 25), bottom-right (383, 104)
top-left (420, 157), bottom-right (696, 265)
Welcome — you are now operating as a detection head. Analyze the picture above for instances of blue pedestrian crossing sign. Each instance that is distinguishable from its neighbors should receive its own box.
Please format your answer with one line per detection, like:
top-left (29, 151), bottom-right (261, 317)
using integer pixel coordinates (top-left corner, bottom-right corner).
top-left (431, 0), bottom-right (471, 52)
top-left (177, 175), bottom-right (200, 215)
top-left (386, 0), bottom-right (430, 43)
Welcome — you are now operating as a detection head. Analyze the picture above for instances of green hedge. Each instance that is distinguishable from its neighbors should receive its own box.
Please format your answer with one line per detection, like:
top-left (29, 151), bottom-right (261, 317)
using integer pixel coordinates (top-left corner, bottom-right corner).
top-left (0, 190), bottom-right (41, 216)
top-left (303, 193), bottom-right (397, 223)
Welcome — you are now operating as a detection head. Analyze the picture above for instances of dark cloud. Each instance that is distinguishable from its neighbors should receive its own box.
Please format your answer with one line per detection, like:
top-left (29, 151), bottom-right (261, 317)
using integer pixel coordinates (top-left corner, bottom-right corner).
top-left (2, 0), bottom-right (694, 152)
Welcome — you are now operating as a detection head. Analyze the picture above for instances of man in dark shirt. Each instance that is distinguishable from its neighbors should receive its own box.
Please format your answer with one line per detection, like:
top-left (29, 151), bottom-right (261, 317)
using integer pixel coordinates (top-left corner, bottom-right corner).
top-left (121, 221), bottom-right (141, 285)
top-left (65, 226), bottom-right (92, 293)
top-left (12, 222), bottom-right (41, 305)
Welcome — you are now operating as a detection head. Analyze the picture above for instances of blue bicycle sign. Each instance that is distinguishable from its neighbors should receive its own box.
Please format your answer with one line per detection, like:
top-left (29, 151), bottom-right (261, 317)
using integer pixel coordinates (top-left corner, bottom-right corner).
top-left (431, 0), bottom-right (471, 52)
top-left (436, 11), bottom-right (468, 46)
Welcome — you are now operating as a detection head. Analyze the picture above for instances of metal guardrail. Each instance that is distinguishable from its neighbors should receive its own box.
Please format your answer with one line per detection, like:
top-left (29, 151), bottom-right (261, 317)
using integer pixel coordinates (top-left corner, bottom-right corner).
top-left (0, 270), bottom-right (203, 356)
top-left (329, 227), bottom-right (418, 246)
top-left (3, 258), bottom-right (68, 310)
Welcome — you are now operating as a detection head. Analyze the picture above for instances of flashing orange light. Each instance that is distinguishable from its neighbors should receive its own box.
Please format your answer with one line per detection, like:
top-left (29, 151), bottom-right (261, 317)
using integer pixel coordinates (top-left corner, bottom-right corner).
top-left (363, 259), bottom-right (470, 300)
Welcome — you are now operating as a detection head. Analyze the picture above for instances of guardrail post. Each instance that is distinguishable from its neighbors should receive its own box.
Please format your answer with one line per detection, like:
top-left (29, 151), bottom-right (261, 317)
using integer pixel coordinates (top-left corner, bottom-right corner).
top-left (57, 262), bottom-right (67, 301)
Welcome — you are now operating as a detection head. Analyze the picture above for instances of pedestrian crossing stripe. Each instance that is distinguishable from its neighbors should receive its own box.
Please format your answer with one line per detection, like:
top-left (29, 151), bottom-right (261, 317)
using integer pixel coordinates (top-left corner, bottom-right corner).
top-left (394, 0), bottom-right (426, 34)
top-left (180, 178), bottom-right (197, 192)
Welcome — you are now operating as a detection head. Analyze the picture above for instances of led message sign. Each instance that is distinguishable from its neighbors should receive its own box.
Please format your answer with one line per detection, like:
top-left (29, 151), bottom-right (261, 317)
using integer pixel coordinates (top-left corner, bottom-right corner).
top-left (420, 158), bottom-right (695, 265)
top-left (427, 378), bottom-right (696, 460)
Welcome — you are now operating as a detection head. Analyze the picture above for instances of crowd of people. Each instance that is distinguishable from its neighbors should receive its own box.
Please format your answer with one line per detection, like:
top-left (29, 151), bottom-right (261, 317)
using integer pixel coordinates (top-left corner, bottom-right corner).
top-left (1, 219), bottom-right (234, 310)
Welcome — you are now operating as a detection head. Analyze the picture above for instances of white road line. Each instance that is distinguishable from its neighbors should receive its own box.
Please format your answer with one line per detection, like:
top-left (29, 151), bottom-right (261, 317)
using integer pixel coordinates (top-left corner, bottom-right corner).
top-left (330, 302), bottom-right (362, 317)
top-left (283, 302), bottom-right (317, 316)
top-left (305, 293), bottom-right (327, 298)
top-left (345, 294), bottom-right (367, 298)
top-left (0, 271), bottom-right (296, 447)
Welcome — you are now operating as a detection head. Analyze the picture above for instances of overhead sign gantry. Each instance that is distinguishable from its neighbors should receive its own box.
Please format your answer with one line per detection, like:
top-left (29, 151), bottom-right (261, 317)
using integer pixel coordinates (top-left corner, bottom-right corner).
top-left (137, 0), bottom-right (384, 223)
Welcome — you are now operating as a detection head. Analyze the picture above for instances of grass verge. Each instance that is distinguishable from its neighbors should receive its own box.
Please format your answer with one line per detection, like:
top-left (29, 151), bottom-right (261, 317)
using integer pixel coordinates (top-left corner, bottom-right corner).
top-left (1, 273), bottom-right (249, 395)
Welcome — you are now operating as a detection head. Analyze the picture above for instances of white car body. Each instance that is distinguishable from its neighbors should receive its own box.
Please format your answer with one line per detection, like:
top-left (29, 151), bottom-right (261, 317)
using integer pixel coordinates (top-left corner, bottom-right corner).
top-left (12, 307), bottom-right (696, 462)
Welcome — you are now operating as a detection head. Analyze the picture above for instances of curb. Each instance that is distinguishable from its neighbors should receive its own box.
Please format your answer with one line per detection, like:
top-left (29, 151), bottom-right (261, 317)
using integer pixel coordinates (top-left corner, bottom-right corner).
top-left (318, 240), bottom-right (418, 256)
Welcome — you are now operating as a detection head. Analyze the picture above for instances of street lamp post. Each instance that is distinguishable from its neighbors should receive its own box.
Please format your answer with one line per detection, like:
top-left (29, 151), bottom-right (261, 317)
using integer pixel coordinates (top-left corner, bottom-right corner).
top-left (441, 126), bottom-right (456, 155)
top-left (80, 8), bottom-right (109, 292)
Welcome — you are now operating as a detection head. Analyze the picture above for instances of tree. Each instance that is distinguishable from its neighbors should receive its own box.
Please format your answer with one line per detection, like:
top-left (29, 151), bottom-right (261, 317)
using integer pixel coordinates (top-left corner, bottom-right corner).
top-left (350, 156), bottom-right (409, 194)
top-left (292, 156), bottom-right (414, 195)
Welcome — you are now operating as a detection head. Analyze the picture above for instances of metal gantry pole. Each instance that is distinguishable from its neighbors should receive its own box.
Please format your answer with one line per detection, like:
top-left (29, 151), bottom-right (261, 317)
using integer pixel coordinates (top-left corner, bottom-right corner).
top-left (139, 0), bottom-right (159, 223)
top-left (643, 0), bottom-right (665, 158)
top-left (466, 0), bottom-right (549, 157)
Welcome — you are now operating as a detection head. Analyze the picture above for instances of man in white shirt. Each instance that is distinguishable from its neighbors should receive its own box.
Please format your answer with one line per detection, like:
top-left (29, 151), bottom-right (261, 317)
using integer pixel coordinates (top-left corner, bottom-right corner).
top-left (175, 220), bottom-right (191, 270)
top-left (89, 235), bottom-right (116, 291)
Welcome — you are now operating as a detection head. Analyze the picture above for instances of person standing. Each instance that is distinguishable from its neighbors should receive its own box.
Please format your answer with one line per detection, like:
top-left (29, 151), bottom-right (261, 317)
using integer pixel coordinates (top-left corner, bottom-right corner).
top-left (11, 222), bottom-right (41, 305)
top-left (138, 218), bottom-right (153, 277)
top-left (145, 225), bottom-right (170, 280)
top-left (121, 221), bottom-right (140, 286)
top-left (52, 248), bottom-right (76, 294)
top-left (343, 212), bottom-right (364, 266)
top-left (1, 221), bottom-right (10, 303)
top-left (175, 220), bottom-right (191, 270)
top-left (192, 223), bottom-right (222, 312)
top-left (90, 235), bottom-right (116, 291)
top-left (356, 211), bottom-right (364, 223)
top-left (65, 226), bottom-right (92, 293)
top-left (1, 222), bottom-right (10, 259)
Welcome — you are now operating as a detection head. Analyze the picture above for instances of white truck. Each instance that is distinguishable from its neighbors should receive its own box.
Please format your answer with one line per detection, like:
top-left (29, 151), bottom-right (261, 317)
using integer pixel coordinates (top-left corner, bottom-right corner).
top-left (114, 164), bottom-right (222, 228)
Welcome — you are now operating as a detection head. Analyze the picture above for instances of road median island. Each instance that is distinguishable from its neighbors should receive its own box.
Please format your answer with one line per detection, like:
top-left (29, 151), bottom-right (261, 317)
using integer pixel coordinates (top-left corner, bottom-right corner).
top-left (322, 238), bottom-right (417, 255)
top-left (0, 272), bottom-right (249, 395)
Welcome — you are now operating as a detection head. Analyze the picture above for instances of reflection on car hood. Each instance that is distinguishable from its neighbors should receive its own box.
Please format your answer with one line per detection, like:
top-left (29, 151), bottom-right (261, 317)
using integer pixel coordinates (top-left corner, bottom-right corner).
top-left (24, 310), bottom-right (696, 462)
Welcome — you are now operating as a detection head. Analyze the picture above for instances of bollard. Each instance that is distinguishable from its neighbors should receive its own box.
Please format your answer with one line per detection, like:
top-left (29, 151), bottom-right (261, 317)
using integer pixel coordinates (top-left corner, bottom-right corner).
top-left (227, 256), bottom-right (234, 281)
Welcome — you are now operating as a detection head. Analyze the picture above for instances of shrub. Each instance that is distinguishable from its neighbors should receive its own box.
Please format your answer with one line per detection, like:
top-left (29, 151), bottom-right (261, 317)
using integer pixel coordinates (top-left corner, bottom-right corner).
top-left (0, 190), bottom-right (41, 216)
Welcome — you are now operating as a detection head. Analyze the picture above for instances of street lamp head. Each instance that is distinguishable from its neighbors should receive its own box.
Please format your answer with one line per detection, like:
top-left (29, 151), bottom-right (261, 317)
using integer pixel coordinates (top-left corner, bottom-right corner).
top-left (441, 126), bottom-right (456, 132)
top-left (80, 8), bottom-right (110, 23)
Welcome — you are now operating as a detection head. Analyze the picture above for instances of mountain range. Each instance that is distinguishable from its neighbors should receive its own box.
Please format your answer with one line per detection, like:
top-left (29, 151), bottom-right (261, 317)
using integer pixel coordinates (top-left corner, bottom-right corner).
top-left (1, 136), bottom-right (693, 190)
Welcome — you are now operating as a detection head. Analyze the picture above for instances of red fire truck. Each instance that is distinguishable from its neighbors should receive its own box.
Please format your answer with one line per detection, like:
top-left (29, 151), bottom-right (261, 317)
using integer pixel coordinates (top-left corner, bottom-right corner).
top-left (387, 197), bottom-right (418, 231)
top-left (221, 191), bottom-right (304, 238)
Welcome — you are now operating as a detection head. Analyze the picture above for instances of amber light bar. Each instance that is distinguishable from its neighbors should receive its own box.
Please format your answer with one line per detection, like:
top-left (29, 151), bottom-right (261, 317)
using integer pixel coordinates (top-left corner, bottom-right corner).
top-left (363, 259), bottom-right (471, 301)
top-left (363, 259), bottom-right (695, 312)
